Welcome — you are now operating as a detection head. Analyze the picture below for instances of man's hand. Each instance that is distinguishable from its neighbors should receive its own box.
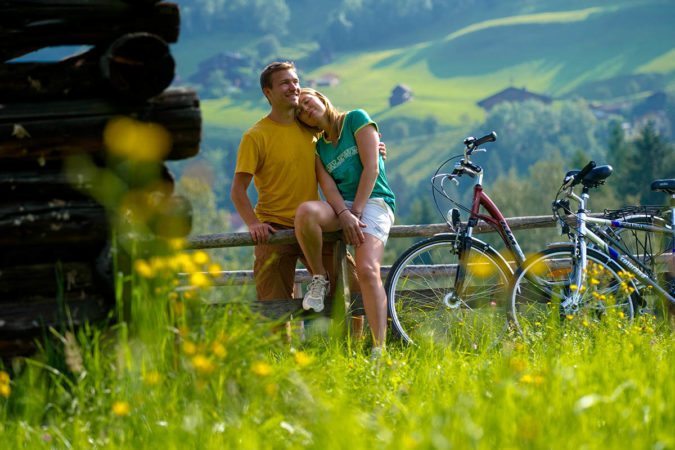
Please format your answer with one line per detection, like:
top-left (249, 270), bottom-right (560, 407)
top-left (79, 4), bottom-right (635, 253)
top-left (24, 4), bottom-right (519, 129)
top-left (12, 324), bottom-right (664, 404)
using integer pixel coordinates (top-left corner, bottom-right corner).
top-left (378, 134), bottom-right (387, 160)
top-left (249, 222), bottom-right (277, 244)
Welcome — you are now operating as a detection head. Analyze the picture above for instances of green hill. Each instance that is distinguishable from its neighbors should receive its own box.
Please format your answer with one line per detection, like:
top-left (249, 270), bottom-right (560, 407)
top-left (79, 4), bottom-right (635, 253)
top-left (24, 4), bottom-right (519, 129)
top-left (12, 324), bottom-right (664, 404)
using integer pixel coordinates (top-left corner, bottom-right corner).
top-left (179, 0), bottom-right (675, 133)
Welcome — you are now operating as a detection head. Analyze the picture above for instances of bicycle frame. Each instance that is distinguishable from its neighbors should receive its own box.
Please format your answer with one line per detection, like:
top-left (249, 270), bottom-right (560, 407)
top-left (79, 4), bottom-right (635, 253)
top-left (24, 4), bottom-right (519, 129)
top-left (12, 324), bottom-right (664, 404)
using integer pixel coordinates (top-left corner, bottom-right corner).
top-left (467, 182), bottom-right (526, 264)
top-left (453, 171), bottom-right (527, 298)
top-left (566, 189), bottom-right (674, 307)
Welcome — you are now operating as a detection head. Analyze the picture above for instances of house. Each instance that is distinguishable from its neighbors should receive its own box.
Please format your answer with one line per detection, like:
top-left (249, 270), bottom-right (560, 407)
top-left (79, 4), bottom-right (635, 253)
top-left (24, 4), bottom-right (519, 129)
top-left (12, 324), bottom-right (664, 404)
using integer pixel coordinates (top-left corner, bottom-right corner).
top-left (477, 87), bottom-right (552, 111)
top-left (311, 73), bottom-right (340, 88)
top-left (389, 84), bottom-right (413, 107)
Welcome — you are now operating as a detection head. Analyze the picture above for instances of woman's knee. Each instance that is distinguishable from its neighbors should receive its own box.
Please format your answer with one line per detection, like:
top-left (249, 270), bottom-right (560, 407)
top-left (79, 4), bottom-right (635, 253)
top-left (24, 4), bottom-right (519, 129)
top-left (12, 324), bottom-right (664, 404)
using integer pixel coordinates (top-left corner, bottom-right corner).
top-left (295, 202), bottom-right (320, 226)
top-left (357, 261), bottom-right (381, 283)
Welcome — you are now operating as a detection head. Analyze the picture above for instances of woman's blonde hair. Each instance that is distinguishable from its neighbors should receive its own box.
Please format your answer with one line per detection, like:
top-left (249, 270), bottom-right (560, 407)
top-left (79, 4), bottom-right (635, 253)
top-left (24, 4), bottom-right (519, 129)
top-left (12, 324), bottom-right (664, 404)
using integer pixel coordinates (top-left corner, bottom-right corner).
top-left (297, 87), bottom-right (346, 140)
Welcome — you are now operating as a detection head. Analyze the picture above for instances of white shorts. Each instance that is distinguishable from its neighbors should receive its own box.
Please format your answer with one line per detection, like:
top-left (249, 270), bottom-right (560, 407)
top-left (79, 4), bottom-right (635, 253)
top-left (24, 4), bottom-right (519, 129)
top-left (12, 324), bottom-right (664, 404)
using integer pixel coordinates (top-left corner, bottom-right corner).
top-left (345, 198), bottom-right (395, 245)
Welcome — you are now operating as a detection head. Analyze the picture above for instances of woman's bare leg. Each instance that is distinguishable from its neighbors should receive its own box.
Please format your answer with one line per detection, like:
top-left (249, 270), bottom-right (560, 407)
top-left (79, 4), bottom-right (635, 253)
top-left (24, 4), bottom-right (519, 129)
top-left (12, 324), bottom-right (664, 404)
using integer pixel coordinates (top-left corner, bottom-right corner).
top-left (294, 201), bottom-right (340, 276)
top-left (355, 234), bottom-right (387, 348)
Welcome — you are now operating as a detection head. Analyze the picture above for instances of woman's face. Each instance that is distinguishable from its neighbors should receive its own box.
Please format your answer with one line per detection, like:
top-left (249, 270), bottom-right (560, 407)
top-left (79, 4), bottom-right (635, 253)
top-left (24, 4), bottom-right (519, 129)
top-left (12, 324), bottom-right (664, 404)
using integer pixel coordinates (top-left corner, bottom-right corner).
top-left (297, 93), bottom-right (326, 127)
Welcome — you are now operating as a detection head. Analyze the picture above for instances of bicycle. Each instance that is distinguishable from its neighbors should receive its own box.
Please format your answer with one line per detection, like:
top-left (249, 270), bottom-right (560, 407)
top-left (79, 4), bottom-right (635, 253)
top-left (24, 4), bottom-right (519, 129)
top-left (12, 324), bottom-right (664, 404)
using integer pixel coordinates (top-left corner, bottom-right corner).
top-left (385, 131), bottom-right (529, 345)
top-left (508, 161), bottom-right (674, 333)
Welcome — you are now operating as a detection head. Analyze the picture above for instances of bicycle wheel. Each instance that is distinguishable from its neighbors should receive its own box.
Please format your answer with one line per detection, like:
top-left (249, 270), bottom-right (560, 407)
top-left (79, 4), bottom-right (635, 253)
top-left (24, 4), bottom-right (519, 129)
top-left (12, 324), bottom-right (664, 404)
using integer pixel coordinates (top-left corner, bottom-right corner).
top-left (509, 245), bottom-right (639, 334)
top-left (601, 213), bottom-right (670, 277)
top-left (602, 214), bottom-right (673, 312)
top-left (385, 234), bottom-right (512, 345)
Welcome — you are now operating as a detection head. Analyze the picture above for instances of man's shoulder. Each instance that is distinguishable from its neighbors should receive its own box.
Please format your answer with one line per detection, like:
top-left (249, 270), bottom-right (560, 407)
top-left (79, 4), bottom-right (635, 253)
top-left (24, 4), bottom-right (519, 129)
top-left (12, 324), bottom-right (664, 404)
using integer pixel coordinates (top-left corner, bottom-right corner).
top-left (243, 117), bottom-right (272, 137)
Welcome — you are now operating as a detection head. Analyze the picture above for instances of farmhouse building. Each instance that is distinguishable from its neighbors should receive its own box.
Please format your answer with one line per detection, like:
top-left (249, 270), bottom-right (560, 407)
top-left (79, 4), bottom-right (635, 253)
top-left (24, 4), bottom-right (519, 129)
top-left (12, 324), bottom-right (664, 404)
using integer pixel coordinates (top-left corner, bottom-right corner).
top-left (477, 87), bottom-right (552, 111)
top-left (389, 84), bottom-right (413, 107)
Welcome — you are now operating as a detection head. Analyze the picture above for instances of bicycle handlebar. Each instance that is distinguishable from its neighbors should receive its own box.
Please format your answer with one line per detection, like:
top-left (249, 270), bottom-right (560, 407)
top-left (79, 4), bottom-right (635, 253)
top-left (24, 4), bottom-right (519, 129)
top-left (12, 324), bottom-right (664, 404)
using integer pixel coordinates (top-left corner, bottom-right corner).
top-left (464, 131), bottom-right (497, 153)
top-left (574, 161), bottom-right (596, 185)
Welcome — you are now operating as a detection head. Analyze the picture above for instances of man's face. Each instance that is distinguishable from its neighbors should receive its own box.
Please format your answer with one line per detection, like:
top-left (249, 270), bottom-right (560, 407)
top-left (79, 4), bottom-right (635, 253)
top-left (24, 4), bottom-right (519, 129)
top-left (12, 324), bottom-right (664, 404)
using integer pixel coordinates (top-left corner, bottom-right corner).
top-left (264, 69), bottom-right (300, 109)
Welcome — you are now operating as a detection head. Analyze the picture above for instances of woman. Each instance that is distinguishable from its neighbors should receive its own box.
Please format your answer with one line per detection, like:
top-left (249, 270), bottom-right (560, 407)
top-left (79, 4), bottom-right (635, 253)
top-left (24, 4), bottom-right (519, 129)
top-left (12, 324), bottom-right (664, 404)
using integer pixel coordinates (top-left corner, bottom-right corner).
top-left (294, 88), bottom-right (396, 353)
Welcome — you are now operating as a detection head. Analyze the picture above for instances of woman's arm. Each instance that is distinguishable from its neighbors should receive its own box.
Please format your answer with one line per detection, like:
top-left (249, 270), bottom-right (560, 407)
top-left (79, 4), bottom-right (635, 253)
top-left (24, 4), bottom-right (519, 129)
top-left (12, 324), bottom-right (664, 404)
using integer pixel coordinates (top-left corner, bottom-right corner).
top-left (316, 156), bottom-right (366, 245)
top-left (316, 156), bottom-right (347, 213)
top-left (351, 123), bottom-right (380, 217)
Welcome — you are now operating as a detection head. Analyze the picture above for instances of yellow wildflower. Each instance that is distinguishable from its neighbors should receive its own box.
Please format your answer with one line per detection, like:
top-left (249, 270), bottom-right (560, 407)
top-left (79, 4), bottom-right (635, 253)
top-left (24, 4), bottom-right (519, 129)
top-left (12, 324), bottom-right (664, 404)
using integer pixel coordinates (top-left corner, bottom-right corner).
top-left (208, 264), bottom-right (222, 276)
top-left (193, 251), bottom-right (209, 265)
top-left (111, 400), bottom-right (131, 417)
top-left (520, 374), bottom-right (545, 385)
top-left (211, 342), bottom-right (227, 359)
top-left (191, 355), bottom-right (215, 375)
top-left (168, 238), bottom-right (185, 250)
top-left (190, 272), bottom-right (210, 288)
top-left (0, 384), bottom-right (10, 398)
top-left (294, 351), bottom-right (313, 367)
top-left (134, 259), bottom-right (154, 278)
top-left (0, 371), bottom-right (9, 384)
top-left (143, 371), bottom-right (161, 386)
top-left (569, 284), bottom-right (578, 291)
top-left (104, 116), bottom-right (171, 162)
top-left (251, 361), bottom-right (273, 377)
top-left (182, 341), bottom-right (197, 356)
top-left (566, 314), bottom-right (574, 321)
top-left (590, 278), bottom-right (600, 285)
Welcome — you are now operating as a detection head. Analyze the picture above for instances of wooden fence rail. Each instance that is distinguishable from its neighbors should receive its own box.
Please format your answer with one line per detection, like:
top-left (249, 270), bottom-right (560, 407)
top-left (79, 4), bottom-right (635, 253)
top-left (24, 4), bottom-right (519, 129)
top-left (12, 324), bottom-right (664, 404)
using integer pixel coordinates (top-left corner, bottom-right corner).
top-left (181, 214), bottom-right (567, 320)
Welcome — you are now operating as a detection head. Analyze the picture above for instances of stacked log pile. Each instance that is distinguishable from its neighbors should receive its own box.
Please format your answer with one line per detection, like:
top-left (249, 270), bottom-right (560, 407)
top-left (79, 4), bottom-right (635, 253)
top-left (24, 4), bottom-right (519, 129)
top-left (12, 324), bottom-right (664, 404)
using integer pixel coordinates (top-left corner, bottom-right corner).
top-left (0, 0), bottom-right (201, 355)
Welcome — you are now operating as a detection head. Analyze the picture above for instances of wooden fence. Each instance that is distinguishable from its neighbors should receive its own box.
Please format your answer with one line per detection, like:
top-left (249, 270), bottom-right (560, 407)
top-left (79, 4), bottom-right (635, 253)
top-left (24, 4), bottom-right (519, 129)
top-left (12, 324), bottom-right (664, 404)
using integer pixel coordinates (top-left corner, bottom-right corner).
top-left (182, 214), bottom-right (567, 321)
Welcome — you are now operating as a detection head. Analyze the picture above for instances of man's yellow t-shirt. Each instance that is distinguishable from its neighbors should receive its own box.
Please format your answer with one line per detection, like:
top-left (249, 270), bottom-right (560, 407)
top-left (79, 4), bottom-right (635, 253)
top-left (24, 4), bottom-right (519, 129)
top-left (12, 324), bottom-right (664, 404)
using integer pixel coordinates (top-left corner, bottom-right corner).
top-left (235, 117), bottom-right (319, 226)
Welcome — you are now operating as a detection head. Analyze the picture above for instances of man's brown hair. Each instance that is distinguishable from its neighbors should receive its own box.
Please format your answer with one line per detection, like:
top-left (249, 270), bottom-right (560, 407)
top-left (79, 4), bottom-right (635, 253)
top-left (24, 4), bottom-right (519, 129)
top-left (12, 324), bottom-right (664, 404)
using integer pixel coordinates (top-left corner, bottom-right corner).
top-left (259, 61), bottom-right (296, 91)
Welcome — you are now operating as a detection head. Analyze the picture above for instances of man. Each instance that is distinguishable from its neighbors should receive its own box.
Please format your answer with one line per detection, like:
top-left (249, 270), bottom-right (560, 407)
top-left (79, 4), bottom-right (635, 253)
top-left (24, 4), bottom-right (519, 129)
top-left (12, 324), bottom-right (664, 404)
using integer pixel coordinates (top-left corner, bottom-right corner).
top-left (231, 61), bottom-right (358, 303)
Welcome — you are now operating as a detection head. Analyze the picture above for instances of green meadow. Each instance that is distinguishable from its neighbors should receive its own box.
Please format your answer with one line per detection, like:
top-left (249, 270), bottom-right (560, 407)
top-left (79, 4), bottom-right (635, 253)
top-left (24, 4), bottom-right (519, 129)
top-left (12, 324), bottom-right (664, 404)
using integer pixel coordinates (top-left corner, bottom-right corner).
top-left (188, 0), bottom-right (675, 131)
top-left (1, 249), bottom-right (674, 449)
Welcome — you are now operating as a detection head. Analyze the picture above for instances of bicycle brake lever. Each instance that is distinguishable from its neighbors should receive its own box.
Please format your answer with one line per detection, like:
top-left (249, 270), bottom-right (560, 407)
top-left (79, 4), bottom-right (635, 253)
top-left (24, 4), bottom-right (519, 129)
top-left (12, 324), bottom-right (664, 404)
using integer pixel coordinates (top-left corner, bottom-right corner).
top-left (473, 148), bottom-right (487, 153)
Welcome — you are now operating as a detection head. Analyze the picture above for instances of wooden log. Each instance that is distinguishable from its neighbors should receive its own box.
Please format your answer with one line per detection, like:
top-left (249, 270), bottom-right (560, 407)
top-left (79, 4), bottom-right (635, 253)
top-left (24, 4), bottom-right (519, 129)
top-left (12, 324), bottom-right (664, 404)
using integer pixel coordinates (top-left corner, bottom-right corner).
top-left (0, 261), bottom-right (94, 296)
top-left (0, 88), bottom-right (201, 161)
top-left (0, 292), bottom-right (111, 337)
top-left (0, 33), bottom-right (175, 101)
top-left (101, 33), bottom-right (175, 99)
top-left (0, 2), bottom-right (180, 62)
top-left (0, 198), bottom-right (108, 247)
top-left (0, 165), bottom-right (95, 200)
top-left (184, 214), bottom-right (602, 250)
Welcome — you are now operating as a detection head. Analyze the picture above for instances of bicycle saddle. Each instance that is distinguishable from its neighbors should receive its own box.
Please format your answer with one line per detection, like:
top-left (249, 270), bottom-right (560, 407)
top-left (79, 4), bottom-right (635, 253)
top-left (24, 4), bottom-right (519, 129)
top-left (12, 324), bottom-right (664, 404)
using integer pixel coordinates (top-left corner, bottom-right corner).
top-left (651, 179), bottom-right (675, 194)
top-left (564, 165), bottom-right (613, 188)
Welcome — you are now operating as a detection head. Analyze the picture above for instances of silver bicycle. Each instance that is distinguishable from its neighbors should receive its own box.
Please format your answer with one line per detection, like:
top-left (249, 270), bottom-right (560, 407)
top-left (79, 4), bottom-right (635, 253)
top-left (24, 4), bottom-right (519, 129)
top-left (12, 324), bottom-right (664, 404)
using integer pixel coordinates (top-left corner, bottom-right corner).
top-left (509, 161), bottom-right (674, 332)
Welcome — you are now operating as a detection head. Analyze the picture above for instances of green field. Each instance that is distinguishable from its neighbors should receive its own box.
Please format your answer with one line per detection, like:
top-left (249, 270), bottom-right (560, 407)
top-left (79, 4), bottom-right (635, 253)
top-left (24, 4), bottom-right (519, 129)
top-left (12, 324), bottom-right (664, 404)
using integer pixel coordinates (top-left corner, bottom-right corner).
top-left (182, 0), bottom-right (675, 132)
top-left (1, 248), bottom-right (674, 449)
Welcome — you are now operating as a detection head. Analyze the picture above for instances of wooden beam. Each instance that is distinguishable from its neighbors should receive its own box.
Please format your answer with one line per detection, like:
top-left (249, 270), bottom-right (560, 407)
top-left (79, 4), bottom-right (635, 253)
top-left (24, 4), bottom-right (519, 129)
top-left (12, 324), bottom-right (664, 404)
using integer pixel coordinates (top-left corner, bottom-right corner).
top-left (0, 33), bottom-right (175, 101)
top-left (0, 2), bottom-right (180, 62)
top-left (0, 88), bottom-right (201, 161)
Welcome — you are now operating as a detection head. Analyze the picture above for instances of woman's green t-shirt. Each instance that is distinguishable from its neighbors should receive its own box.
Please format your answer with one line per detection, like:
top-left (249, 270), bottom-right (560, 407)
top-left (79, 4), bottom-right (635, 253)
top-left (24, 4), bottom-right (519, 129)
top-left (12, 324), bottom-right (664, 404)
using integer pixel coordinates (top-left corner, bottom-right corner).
top-left (315, 109), bottom-right (396, 213)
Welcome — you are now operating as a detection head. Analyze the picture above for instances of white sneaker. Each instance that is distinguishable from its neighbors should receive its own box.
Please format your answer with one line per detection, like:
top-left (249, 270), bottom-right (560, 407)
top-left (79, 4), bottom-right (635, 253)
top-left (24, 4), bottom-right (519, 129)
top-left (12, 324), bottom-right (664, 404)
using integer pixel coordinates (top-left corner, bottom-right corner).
top-left (302, 275), bottom-right (329, 312)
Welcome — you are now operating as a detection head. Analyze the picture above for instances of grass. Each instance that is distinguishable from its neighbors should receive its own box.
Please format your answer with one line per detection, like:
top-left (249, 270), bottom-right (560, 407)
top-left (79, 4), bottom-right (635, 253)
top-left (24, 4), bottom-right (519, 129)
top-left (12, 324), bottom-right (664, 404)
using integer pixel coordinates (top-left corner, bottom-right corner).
top-left (1, 248), bottom-right (674, 449)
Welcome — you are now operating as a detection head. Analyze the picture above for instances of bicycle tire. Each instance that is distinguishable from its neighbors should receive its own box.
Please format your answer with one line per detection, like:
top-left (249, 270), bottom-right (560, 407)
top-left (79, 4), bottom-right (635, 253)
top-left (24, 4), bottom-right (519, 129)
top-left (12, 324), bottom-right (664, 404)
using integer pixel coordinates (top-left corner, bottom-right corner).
top-left (509, 245), bottom-right (639, 334)
top-left (385, 234), bottom-right (512, 345)
top-left (600, 214), bottom-right (670, 277)
top-left (601, 214), bottom-right (674, 312)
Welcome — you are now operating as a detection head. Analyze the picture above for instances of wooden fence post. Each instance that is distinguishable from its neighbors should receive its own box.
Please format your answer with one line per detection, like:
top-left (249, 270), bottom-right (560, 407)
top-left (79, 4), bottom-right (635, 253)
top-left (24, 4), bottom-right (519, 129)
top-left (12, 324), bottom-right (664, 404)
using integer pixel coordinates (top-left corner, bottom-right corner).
top-left (330, 239), bottom-right (350, 339)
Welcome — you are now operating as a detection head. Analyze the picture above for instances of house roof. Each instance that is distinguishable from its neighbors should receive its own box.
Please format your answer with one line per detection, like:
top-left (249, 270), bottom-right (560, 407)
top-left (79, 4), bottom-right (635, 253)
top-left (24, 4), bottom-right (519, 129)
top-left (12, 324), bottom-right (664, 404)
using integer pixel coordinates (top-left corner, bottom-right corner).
top-left (477, 87), bottom-right (552, 110)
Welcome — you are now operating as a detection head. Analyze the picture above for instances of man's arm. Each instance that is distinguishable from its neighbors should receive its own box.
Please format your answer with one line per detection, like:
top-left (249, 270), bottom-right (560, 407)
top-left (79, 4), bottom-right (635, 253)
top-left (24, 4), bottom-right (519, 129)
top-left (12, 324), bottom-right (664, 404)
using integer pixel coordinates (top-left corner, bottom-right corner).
top-left (230, 172), bottom-right (276, 243)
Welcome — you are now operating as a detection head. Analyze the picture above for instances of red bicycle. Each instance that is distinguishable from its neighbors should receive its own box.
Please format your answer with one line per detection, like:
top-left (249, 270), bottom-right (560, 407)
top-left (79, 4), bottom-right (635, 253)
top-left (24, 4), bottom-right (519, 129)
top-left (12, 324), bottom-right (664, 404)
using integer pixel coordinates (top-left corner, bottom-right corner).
top-left (385, 131), bottom-right (527, 344)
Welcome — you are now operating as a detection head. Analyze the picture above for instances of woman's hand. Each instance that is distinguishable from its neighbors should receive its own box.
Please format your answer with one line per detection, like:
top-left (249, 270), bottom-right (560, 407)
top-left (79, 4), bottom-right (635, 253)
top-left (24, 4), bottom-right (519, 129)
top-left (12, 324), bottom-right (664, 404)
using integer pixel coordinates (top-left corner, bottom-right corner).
top-left (338, 211), bottom-right (366, 246)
